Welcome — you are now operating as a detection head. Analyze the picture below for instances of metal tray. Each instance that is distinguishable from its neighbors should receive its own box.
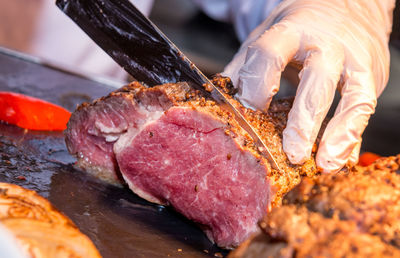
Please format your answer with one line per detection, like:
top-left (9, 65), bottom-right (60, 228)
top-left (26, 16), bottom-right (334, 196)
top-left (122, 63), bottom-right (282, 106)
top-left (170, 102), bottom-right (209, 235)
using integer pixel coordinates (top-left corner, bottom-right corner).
top-left (0, 47), bottom-right (226, 257)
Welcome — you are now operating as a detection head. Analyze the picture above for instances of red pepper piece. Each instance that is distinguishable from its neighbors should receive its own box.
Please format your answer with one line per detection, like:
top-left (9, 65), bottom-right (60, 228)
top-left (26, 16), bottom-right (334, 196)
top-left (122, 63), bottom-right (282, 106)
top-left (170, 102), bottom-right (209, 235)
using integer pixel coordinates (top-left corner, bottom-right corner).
top-left (0, 92), bottom-right (71, 131)
top-left (358, 152), bottom-right (381, 166)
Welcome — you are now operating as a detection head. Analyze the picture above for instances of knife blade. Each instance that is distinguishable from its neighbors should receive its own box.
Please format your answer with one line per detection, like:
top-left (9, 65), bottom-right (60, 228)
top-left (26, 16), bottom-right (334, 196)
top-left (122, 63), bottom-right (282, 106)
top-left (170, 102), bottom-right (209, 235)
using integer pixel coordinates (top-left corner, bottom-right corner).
top-left (56, 0), bottom-right (282, 172)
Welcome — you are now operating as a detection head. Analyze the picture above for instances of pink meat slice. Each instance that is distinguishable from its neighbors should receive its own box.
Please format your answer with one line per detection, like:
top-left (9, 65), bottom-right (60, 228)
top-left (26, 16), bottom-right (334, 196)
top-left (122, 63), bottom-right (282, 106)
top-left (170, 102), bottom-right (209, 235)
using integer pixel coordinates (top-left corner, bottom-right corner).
top-left (65, 87), bottom-right (175, 184)
top-left (64, 95), bottom-right (131, 184)
top-left (114, 107), bottom-right (271, 247)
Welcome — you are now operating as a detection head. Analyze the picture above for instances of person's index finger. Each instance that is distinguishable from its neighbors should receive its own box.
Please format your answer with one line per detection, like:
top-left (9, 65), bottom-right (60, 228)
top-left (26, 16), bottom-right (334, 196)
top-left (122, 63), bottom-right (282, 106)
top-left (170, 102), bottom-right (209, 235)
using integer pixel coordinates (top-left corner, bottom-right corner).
top-left (235, 22), bottom-right (301, 111)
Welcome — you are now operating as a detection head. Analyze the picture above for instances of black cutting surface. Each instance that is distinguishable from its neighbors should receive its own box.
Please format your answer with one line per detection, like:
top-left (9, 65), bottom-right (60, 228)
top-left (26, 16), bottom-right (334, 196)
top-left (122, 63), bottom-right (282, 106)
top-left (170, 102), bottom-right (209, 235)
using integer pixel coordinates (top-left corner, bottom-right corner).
top-left (0, 48), bottom-right (226, 258)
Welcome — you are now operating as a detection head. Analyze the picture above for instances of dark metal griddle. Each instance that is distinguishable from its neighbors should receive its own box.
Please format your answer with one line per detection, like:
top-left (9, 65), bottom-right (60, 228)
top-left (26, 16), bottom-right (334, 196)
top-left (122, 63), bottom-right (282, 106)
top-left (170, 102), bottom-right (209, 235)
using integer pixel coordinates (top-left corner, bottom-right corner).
top-left (0, 47), bottom-right (226, 258)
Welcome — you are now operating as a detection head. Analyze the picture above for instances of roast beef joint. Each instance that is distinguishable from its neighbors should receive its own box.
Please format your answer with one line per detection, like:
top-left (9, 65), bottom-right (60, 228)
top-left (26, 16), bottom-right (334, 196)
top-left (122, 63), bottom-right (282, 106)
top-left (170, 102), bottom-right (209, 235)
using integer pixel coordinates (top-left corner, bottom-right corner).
top-left (65, 76), bottom-right (318, 248)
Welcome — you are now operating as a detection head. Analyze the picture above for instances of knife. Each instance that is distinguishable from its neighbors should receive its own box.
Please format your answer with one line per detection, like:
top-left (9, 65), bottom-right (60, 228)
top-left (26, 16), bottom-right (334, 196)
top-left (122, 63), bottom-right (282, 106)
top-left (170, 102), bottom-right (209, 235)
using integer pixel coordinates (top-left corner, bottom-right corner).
top-left (56, 0), bottom-right (282, 172)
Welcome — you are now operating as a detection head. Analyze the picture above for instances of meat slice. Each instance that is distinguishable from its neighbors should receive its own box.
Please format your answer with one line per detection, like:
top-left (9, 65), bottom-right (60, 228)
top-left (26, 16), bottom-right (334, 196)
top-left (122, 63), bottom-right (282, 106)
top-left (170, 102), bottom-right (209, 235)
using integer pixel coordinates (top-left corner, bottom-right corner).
top-left (65, 77), bottom-right (316, 248)
top-left (115, 106), bottom-right (271, 247)
top-left (230, 154), bottom-right (400, 256)
top-left (65, 82), bottom-right (184, 185)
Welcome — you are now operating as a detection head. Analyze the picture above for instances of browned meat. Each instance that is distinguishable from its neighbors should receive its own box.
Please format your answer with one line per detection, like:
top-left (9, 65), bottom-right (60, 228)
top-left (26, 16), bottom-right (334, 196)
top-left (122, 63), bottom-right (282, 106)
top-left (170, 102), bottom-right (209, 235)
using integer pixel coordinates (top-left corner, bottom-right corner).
top-left (0, 182), bottom-right (100, 257)
top-left (65, 76), bottom-right (317, 248)
top-left (286, 154), bottom-right (400, 248)
top-left (231, 205), bottom-right (400, 258)
top-left (230, 154), bottom-right (400, 257)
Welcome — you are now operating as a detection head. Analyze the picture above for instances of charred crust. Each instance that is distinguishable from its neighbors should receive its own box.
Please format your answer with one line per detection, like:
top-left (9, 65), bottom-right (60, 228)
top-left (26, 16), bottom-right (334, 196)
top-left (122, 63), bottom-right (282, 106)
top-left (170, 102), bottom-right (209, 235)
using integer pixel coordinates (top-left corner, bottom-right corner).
top-left (251, 154), bottom-right (400, 257)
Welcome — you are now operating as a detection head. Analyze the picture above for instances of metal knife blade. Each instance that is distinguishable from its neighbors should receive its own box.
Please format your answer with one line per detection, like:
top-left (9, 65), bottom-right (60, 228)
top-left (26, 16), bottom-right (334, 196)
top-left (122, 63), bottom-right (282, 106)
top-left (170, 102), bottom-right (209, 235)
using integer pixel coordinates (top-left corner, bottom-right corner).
top-left (56, 0), bottom-right (282, 172)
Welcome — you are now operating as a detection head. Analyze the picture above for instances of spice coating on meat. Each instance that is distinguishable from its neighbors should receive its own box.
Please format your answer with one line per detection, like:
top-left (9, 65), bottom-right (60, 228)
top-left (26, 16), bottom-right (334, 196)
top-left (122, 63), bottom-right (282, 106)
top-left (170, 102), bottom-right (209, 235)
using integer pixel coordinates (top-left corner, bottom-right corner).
top-left (65, 76), bottom-right (318, 248)
top-left (230, 154), bottom-right (400, 257)
top-left (231, 205), bottom-right (400, 258)
top-left (285, 154), bottom-right (400, 249)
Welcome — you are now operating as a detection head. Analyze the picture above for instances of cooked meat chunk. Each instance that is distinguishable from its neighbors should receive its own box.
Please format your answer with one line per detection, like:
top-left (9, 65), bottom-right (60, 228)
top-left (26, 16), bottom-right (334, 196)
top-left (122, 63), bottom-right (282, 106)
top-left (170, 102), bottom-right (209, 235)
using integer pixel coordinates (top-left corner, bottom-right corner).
top-left (65, 76), bottom-right (317, 248)
top-left (231, 155), bottom-right (400, 256)
top-left (286, 154), bottom-right (400, 248)
top-left (231, 205), bottom-right (400, 258)
top-left (0, 183), bottom-right (100, 257)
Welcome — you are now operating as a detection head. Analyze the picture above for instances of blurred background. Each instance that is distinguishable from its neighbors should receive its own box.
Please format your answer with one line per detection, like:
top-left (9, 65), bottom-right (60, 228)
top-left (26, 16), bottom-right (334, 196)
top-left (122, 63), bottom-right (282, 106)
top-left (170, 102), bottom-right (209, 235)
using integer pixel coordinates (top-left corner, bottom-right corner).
top-left (0, 0), bottom-right (399, 156)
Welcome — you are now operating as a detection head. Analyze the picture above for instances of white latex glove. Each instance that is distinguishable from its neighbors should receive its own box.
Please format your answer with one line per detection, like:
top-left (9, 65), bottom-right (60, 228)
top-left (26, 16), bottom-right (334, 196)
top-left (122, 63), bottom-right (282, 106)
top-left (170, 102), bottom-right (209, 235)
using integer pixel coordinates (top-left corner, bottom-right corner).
top-left (224, 0), bottom-right (395, 173)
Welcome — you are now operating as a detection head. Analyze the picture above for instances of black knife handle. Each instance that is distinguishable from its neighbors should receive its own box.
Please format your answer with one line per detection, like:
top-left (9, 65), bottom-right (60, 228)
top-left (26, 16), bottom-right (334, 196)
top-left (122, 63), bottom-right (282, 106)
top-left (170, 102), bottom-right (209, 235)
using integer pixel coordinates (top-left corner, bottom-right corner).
top-left (56, 0), bottom-right (207, 88)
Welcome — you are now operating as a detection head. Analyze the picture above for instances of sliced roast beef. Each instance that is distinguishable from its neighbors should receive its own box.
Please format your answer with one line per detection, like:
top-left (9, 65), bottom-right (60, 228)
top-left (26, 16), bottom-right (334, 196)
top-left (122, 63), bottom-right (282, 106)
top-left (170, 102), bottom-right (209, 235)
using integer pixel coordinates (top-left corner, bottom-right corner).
top-left (65, 76), bottom-right (317, 248)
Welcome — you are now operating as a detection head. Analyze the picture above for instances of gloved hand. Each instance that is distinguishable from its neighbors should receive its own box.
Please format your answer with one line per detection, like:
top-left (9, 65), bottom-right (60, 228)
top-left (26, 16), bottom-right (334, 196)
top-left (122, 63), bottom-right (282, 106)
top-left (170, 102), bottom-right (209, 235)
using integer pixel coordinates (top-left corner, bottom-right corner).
top-left (224, 0), bottom-right (395, 173)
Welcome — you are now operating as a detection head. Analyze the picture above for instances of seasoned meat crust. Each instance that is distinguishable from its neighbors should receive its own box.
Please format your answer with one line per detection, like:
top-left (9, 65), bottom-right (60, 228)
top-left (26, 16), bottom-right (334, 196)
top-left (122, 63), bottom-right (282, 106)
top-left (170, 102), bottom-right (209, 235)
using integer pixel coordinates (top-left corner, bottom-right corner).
top-left (231, 205), bottom-right (400, 258)
top-left (213, 76), bottom-right (319, 205)
top-left (286, 154), bottom-right (400, 249)
top-left (230, 154), bottom-right (400, 257)
top-left (0, 183), bottom-right (100, 258)
top-left (65, 76), bottom-right (319, 247)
